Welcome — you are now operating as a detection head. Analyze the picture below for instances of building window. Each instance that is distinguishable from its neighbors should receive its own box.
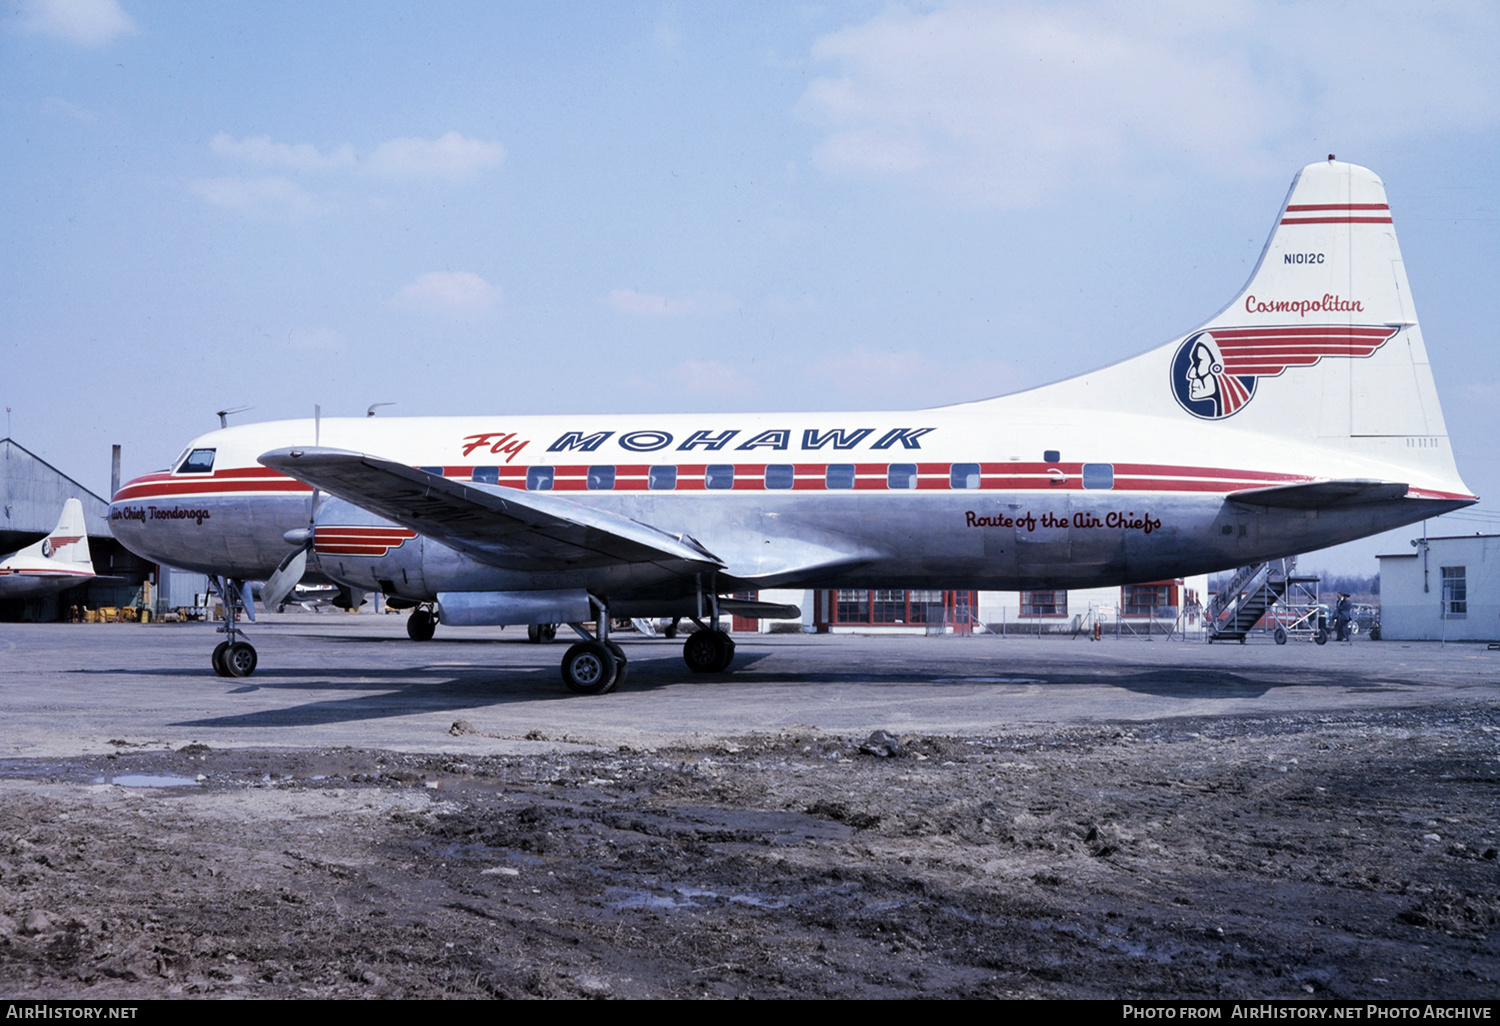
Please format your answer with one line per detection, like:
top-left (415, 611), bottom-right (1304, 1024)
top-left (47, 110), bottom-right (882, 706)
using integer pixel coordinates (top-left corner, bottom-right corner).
top-left (1122, 583), bottom-right (1174, 617)
top-left (648, 465), bottom-right (677, 490)
top-left (826, 464), bottom-right (856, 489)
top-left (765, 464), bottom-right (794, 489)
top-left (1021, 590), bottom-right (1067, 617)
top-left (1441, 566), bottom-right (1467, 617)
top-left (526, 466), bottom-right (553, 490)
top-left (836, 589), bottom-right (870, 623)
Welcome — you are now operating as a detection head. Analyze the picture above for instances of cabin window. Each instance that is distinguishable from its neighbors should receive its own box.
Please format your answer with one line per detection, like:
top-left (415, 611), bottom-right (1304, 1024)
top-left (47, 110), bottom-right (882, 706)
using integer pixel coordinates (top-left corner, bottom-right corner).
top-left (472, 467), bottom-right (499, 485)
top-left (526, 466), bottom-right (554, 491)
top-left (418, 466), bottom-right (445, 477)
top-left (1043, 450), bottom-right (1060, 463)
top-left (648, 465), bottom-right (677, 490)
top-left (950, 463), bottom-right (981, 489)
top-left (705, 464), bottom-right (735, 490)
top-left (1082, 463), bottom-right (1114, 489)
top-left (764, 464), bottom-right (795, 490)
top-left (888, 463), bottom-right (917, 489)
top-left (177, 448), bottom-right (215, 474)
top-left (587, 466), bottom-right (615, 490)
top-left (826, 464), bottom-right (856, 489)
top-left (1441, 566), bottom-right (1467, 618)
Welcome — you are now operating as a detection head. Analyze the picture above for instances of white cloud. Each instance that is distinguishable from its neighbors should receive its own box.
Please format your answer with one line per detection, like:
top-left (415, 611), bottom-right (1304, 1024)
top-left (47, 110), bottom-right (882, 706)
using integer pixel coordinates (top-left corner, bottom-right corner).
top-left (19, 0), bottom-right (134, 47)
top-left (801, 1), bottom-right (1500, 207)
top-left (807, 346), bottom-right (1022, 407)
top-left (209, 133), bottom-right (356, 173)
top-left (188, 176), bottom-right (324, 220)
top-left (391, 272), bottom-right (500, 318)
top-left (365, 132), bottom-right (505, 181)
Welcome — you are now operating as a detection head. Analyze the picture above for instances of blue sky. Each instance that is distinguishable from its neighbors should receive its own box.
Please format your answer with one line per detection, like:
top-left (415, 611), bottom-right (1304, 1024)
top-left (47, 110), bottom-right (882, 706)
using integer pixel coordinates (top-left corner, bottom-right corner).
top-left (3, 0), bottom-right (1497, 575)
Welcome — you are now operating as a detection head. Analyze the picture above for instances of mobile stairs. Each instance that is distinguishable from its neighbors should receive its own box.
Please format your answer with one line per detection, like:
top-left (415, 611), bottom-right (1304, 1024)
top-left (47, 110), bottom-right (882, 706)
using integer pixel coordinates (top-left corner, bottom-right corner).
top-left (1206, 558), bottom-right (1327, 645)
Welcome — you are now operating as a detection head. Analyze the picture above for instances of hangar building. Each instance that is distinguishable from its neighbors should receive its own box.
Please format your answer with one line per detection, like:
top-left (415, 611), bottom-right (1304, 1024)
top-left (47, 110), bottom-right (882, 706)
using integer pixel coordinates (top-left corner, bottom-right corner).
top-left (0, 438), bottom-right (153, 620)
top-left (1377, 534), bottom-right (1499, 642)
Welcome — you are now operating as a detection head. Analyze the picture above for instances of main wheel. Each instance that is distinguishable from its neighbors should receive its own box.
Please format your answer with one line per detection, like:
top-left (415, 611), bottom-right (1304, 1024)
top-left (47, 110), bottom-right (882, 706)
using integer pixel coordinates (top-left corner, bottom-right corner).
top-left (1273, 627), bottom-right (1287, 645)
top-left (606, 641), bottom-right (628, 690)
top-left (224, 642), bottom-right (258, 678)
top-left (211, 641), bottom-right (231, 677)
top-left (407, 608), bottom-right (437, 641)
top-left (683, 630), bottom-right (734, 673)
top-left (561, 641), bottom-right (617, 695)
top-left (528, 623), bottom-right (558, 643)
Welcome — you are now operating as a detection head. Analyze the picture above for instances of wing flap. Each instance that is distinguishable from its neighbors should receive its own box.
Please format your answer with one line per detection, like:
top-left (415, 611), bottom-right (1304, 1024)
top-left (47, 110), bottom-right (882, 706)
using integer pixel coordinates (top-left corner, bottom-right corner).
top-left (258, 447), bottom-right (723, 573)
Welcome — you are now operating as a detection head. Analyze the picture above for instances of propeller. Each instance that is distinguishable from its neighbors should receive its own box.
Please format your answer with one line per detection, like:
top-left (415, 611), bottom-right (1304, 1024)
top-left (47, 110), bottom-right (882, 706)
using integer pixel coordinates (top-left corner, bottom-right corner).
top-left (262, 412), bottom-right (322, 613)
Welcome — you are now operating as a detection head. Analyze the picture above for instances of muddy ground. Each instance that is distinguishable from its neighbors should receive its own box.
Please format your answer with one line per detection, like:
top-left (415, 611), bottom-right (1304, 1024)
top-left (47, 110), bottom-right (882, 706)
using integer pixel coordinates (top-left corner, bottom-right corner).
top-left (1, 703), bottom-right (1496, 999)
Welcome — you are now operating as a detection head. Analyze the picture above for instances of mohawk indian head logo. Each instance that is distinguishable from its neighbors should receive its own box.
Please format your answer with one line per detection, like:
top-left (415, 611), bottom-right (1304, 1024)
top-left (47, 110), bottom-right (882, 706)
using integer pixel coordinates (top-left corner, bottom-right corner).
top-left (1170, 324), bottom-right (1401, 420)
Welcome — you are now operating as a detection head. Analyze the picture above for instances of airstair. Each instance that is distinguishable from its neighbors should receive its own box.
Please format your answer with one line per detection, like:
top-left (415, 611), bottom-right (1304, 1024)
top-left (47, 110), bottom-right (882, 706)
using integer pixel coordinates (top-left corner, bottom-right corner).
top-left (1207, 559), bottom-right (1292, 643)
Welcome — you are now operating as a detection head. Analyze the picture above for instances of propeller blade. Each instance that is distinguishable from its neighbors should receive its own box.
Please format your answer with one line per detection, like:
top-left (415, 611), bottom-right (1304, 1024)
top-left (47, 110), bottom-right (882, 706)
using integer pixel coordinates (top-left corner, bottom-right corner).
top-left (261, 543), bottom-right (309, 612)
top-left (240, 579), bottom-right (257, 622)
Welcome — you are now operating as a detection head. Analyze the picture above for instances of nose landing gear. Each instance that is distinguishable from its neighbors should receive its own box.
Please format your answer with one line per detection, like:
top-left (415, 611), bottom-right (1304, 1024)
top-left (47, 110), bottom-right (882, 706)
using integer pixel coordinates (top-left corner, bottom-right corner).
top-left (208, 575), bottom-right (258, 678)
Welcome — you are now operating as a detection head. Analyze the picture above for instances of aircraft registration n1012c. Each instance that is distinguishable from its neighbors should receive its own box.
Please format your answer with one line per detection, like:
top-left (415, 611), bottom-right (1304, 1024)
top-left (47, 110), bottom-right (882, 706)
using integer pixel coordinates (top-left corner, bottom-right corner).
top-left (110, 159), bottom-right (1475, 690)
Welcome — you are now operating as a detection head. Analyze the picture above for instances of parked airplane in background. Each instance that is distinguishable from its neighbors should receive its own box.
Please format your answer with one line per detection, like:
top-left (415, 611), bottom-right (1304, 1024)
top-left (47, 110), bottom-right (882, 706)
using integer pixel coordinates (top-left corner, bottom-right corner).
top-left (0, 499), bottom-right (96, 607)
top-left (110, 159), bottom-right (1474, 689)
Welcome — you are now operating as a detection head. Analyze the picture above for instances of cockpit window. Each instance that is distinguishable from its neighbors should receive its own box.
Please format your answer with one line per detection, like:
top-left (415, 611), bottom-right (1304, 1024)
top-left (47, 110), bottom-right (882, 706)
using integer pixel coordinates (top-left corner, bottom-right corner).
top-left (177, 448), bottom-right (216, 474)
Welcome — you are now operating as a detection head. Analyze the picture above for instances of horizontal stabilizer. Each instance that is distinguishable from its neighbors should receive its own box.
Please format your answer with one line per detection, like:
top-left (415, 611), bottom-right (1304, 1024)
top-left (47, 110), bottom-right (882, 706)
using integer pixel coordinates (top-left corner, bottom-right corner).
top-left (1229, 479), bottom-right (1408, 509)
top-left (718, 598), bottom-right (801, 620)
top-left (258, 446), bottom-right (724, 574)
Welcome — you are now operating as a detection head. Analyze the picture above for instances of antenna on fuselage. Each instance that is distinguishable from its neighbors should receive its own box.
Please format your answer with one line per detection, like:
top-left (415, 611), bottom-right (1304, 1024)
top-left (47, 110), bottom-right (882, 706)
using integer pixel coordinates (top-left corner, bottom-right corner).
top-left (314, 404), bottom-right (321, 446)
top-left (216, 405), bottom-right (251, 429)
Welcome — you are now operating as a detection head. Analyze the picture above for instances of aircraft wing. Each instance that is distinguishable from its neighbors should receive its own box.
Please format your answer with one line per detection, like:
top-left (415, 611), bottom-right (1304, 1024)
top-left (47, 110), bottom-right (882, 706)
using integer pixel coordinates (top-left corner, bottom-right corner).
top-left (258, 447), bottom-right (724, 574)
top-left (1228, 479), bottom-right (1409, 510)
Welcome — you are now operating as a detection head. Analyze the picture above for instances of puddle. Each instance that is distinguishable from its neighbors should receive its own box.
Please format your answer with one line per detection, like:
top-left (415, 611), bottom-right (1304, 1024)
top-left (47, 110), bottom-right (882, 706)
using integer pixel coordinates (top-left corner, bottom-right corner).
top-left (605, 885), bottom-right (789, 911)
top-left (97, 774), bottom-right (200, 788)
top-left (932, 677), bottom-right (1045, 684)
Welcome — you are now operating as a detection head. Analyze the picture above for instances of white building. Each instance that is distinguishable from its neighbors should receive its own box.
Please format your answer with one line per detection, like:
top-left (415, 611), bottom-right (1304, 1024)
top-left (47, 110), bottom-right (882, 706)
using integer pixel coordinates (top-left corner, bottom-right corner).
top-left (1377, 534), bottom-right (1500, 642)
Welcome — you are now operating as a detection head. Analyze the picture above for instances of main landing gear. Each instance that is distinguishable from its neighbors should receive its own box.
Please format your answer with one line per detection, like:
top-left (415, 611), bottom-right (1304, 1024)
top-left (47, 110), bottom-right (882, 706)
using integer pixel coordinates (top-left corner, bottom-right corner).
top-left (682, 623), bottom-right (735, 673)
top-left (559, 601), bottom-right (627, 695)
top-left (208, 575), bottom-right (258, 678)
top-left (406, 603), bottom-right (438, 641)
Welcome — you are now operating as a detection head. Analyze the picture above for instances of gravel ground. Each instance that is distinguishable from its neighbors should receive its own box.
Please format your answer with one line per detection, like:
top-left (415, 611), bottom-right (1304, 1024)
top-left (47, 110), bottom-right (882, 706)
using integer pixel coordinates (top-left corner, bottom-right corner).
top-left (1, 701), bottom-right (1496, 998)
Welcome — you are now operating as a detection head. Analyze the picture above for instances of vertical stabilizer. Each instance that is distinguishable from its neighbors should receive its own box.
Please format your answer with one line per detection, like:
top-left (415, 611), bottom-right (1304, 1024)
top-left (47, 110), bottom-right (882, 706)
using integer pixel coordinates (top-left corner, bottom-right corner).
top-left (1185, 158), bottom-right (1444, 442)
top-left (18, 499), bottom-right (94, 571)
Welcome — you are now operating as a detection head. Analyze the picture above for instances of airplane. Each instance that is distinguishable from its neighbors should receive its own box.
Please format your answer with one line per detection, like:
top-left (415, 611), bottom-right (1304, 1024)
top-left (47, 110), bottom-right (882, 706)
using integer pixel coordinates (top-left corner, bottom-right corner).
top-left (0, 498), bottom-right (96, 606)
top-left (108, 158), bottom-right (1475, 689)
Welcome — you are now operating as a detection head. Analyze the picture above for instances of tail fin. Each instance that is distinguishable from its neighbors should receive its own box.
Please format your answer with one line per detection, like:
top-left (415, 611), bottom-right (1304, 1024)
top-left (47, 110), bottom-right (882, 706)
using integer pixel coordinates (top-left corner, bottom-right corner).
top-left (1186, 157), bottom-right (1442, 441)
top-left (18, 499), bottom-right (94, 571)
top-left (1011, 158), bottom-right (1470, 498)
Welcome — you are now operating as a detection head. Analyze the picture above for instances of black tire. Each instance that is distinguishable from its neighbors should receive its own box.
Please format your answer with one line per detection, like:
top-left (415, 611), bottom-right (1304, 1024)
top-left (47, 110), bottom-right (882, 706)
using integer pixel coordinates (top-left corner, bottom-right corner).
top-left (606, 641), bottom-right (628, 691)
top-left (407, 609), bottom-right (436, 641)
top-left (528, 623), bottom-right (558, 644)
top-left (1273, 627), bottom-right (1287, 645)
top-left (1314, 628), bottom-right (1329, 646)
top-left (212, 641), bottom-right (231, 677)
top-left (561, 641), bottom-right (616, 695)
top-left (683, 630), bottom-right (732, 674)
top-left (224, 642), bottom-right (258, 678)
